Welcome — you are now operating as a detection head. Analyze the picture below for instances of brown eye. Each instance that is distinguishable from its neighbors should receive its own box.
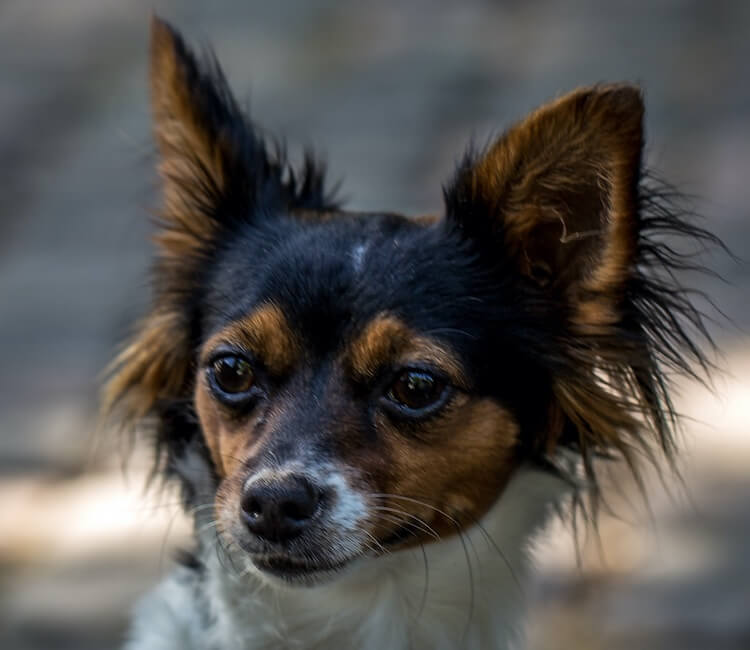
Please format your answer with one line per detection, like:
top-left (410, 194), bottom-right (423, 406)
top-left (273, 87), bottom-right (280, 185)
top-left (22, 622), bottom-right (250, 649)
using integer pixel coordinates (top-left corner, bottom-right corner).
top-left (211, 355), bottom-right (254, 395)
top-left (387, 370), bottom-right (447, 412)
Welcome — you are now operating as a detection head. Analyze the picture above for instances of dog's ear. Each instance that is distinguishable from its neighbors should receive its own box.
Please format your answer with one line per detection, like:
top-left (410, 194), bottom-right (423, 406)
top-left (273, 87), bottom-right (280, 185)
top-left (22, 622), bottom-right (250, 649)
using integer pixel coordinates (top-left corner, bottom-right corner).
top-left (104, 18), bottom-right (333, 444)
top-left (102, 18), bottom-right (245, 435)
top-left (149, 15), bottom-right (251, 260)
top-left (445, 86), bottom-right (661, 479)
top-left (102, 18), bottom-right (235, 430)
top-left (445, 85), bottom-right (719, 497)
top-left (445, 85), bottom-right (644, 333)
top-left (149, 16), bottom-right (332, 256)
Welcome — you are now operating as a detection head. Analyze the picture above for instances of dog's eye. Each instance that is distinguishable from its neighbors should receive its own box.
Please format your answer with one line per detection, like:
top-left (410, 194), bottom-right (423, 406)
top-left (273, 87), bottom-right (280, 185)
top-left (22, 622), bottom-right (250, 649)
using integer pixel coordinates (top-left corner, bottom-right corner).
top-left (386, 370), bottom-right (447, 412)
top-left (210, 355), bottom-right (254, 394)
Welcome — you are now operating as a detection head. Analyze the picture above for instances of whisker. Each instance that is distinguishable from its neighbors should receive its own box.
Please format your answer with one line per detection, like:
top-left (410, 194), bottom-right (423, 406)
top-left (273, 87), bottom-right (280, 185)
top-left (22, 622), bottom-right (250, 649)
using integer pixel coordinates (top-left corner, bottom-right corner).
top-left (456, 525), bottom-right (475, 645)
top-left (197, 519), bottom-right (220, 536)
top-left (358, 527), bottom-right (389, 555)
top-left (369, 493), bottom-right (462, 528)
top-left (367, 512), bottom-right (437, 552)
top-left (212, 530), bottom-right (245, 584)
top-left (424, 327), bottom-right (478, 340)
top-left (416, 542), bottom-right (430, 621)
top-left (369, 492), bottom-right (476, 640)
top-left (158, 501), bottom-right (192, 572)
top-left (370, 492), bottom-right (519, 588)
top-left (370, 505), bottom-right (441, 540)
top-left (188, 503), bottom-right (218, 517)
top-left (467, 518), bottom-right (523, 595)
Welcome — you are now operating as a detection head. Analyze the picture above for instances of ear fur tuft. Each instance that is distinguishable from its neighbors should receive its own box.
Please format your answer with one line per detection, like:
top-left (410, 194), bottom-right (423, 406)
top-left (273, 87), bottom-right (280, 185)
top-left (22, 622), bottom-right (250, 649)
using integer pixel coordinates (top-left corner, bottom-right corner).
top-left (148, 16), bottom-right (336, 262)
top-left (444, 85), bottom-right (721, 511)
top-left (103, 18), bottom-right (336, 464)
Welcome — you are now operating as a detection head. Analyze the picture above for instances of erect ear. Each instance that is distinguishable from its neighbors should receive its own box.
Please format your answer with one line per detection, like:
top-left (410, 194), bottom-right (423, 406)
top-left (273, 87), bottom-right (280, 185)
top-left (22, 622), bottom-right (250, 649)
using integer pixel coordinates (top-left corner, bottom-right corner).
top-left (148, 17), bottom-right (333, 257)
top-left (149, 15), bottom-right (252, 259)
top-left (104, 19), bottom-right (334, 438)
top-left (445, 85), bottom-right (644, 332)
top-left (101, 18), bottom-right (244, 433)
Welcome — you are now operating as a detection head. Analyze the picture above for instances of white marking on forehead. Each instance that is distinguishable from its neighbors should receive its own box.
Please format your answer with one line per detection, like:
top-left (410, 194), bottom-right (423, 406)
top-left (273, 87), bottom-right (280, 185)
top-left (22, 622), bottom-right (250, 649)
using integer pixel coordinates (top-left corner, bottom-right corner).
top-left (350, 243), bottom-right (369, 274)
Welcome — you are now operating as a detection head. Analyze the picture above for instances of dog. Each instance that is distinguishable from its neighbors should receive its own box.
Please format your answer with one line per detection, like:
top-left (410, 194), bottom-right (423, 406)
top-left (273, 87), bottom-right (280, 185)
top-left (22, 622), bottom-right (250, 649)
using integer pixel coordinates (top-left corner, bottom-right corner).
top-left (105, 16), bottom-right (718, 650)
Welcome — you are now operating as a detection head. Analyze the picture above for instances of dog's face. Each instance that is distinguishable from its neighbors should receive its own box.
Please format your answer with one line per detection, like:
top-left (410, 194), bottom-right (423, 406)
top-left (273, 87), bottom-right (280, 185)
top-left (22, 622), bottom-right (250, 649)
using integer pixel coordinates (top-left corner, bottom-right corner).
top-left (105, 18), bottom-right (706, 587)
top-left (197, 213), bottom-right (524, 582)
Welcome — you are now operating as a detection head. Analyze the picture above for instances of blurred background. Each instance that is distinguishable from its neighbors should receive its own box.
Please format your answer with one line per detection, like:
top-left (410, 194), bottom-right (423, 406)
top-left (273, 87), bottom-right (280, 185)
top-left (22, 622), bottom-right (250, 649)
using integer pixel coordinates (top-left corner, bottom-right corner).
top-left (1, 1), bottom-right (748, 648)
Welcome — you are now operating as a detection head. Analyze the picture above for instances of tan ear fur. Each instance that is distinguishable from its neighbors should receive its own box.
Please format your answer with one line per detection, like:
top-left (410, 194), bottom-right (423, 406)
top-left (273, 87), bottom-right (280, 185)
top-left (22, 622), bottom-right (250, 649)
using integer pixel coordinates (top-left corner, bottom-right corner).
top-left (104, 18), bottom-right (334, 435)
top-left (150, 18), bottom-right (218, 158)
top-left (456, 85), bottom-right (644, 331)
top-left (102, 310), bottom-right (191, 429)
top-left (447, 85), bottom-right (691, 492)
top-left (149, 16), bottom-right (239, 260)
top-left (101, 18), bottom-right (223, 429)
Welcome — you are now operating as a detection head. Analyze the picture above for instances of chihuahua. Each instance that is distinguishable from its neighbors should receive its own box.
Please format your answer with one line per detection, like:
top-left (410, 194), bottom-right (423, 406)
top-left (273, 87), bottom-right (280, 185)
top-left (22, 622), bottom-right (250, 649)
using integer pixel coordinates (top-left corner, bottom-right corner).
top-left (106, 17), bottom-right (716, 650)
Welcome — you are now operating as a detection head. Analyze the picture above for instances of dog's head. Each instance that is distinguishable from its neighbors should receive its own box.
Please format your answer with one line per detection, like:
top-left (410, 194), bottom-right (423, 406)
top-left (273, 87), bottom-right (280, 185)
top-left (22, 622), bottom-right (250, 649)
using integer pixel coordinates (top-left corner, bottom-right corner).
top-left (105, 18), bottom-right (714, 585)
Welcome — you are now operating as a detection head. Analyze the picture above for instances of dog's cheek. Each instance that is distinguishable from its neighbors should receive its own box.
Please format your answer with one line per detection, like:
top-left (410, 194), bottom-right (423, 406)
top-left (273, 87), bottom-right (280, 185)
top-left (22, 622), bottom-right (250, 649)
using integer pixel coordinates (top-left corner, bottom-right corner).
top-left (379, 398), bottom-right (520, 538)
top-left (194, 382), bottom-right (259, 479)
top-left (193, 386), bottom-right (265, 537)
top-left (194, 385), bottom-right (223, 473)
top-left (436, 399), bottom-right (520, 520)
top-left (213, 473), bottom-right (245, 544)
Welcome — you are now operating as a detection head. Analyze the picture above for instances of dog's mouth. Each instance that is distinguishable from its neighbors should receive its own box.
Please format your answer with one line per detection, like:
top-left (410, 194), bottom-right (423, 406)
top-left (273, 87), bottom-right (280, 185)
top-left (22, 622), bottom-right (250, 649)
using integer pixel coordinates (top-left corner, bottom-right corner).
top-left (251, 553), bottom-right (354, 583)
top-left (249, 526), bottom-right (414, 581)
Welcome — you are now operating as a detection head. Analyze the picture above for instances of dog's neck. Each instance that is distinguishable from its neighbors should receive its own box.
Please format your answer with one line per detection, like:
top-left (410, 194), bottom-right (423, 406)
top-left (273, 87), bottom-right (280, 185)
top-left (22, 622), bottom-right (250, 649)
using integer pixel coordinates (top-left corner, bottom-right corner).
top-left (126, 466), bottom-right (564, 650)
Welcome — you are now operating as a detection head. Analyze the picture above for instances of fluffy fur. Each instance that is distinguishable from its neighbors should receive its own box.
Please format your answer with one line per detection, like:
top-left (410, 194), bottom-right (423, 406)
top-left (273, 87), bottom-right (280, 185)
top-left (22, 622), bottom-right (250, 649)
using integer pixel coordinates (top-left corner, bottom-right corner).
top-left (106, 17), bottom-right (719, 650)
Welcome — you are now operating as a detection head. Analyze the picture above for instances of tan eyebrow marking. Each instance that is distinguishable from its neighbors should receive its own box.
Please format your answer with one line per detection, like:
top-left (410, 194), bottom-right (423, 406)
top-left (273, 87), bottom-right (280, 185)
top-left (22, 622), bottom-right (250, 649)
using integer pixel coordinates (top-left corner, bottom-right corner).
top-left (345, 313), bottom-right (466, 386)
top-left (201, 302), bottom-right (300, 375)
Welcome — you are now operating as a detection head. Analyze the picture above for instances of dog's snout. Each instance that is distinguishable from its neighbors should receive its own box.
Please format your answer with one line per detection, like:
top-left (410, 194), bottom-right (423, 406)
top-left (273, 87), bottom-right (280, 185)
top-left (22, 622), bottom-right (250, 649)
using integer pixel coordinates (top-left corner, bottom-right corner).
top-left (240, 474), bottom-right (321, 543)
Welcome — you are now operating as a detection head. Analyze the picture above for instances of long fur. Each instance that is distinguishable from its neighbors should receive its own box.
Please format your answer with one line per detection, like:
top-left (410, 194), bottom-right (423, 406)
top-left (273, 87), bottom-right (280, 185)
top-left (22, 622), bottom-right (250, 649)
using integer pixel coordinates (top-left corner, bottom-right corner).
top-left (104, 18), bottom-right (723, 650)
top-left (444, 132), bottom-right (720, 518)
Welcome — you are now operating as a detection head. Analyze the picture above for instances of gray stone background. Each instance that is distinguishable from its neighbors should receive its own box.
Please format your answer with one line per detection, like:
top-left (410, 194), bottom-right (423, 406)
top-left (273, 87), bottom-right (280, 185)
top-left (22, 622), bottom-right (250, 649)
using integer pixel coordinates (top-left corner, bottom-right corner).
top-left (1, 1), bottom-right (748, 648)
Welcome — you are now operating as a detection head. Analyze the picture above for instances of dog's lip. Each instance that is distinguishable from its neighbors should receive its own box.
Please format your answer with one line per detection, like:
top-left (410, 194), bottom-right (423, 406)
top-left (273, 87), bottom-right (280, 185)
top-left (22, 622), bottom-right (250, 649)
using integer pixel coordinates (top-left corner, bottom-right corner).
top-left (251, 553), bottom-right (352, 578)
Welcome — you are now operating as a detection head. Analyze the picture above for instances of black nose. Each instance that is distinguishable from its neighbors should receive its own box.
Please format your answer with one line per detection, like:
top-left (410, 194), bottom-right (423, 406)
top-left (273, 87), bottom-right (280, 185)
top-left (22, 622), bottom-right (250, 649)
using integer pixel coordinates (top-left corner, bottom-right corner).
top-left (240, 474), bottom-right (321, 543)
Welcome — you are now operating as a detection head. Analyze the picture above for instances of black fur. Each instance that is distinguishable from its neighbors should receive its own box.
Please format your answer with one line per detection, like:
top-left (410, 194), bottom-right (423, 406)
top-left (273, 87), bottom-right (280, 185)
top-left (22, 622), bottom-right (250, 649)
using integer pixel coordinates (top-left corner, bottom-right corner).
top-left (108, 22), bottom-right (721, 527)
